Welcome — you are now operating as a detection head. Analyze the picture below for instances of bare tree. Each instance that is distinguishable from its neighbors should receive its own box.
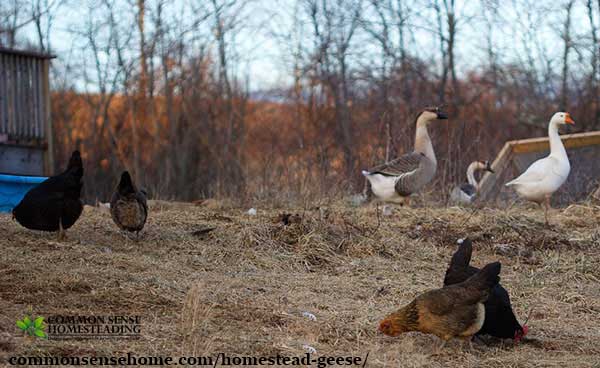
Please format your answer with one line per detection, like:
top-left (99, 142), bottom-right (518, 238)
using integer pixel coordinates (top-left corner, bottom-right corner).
top-left (30, 0), bottom-right (63, 51)
top-left (586, 0), bottom-right (599, 126)
top-left (0, 0), bottom-right (34, 47)
top-left (209, 0), bottom-right (250, 195)
top-left (560, 0), bottom-right (574, 110)
top-left (23, 0), bottom-right (600, 202)
top-left (302, 0), bottom-right (363, 181)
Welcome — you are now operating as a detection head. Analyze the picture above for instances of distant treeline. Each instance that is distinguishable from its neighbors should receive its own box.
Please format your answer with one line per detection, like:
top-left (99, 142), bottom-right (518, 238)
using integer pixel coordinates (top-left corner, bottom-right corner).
top-left (2, 0), bottom-right (599, 202)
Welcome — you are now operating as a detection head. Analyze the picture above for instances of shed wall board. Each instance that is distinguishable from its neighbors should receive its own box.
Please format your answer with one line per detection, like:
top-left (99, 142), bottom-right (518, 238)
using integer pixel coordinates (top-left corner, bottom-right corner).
top-left (0, 145), bottom-right (45, 176)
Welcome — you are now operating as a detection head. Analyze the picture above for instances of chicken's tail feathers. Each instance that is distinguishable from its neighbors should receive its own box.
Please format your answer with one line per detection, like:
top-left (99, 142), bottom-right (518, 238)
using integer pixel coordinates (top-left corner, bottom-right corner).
top-left (67, 150), bottom-right (83, 170)
top-left (443, 238), bottom-right (474, 285)
top-left (450, 238), bottom-right (473, 269)
top-left (63, 150), bottom-right (84, 179)
top-left (118, 171), bottom-right (136, 195)
top-left (505, 178), bottom-right (519, 187)
top-left (361, 170), bottom-right (371, 176)
top-left (465, 261), bottom-right (501, 290)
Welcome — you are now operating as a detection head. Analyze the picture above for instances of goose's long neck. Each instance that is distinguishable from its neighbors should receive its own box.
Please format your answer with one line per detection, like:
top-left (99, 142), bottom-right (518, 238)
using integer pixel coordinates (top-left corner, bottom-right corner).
top-left (548, 122), bottom-right (568, 159)
top-left (466, 162), bottom-right (480, 189)
top-left (414, 119), bottom-right (436, 166)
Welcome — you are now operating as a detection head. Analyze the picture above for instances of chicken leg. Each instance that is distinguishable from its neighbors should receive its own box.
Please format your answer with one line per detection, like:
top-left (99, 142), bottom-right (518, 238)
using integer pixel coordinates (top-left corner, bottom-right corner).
top-left (544, 195), bottom-right (551, 226)
top-left (460, 336), bottom-right (474, 352)
top-left (433, 339), bottom-right (448, 355)
top-left (57, 220), bottom-right (66, 241)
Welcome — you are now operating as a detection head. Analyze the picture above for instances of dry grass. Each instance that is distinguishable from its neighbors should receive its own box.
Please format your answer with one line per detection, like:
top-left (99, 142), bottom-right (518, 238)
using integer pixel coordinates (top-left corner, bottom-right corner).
top-left (1, 200), bottom-right (600, 367)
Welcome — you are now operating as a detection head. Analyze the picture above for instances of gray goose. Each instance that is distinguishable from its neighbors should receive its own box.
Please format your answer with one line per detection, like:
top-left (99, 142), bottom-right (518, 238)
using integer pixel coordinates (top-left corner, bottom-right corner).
top-left (362, 107), bottom-right (448, 206)
top-left (450, 161), bottom-right (494, 204)
top-left (110, 171), bottom-right (148, 239)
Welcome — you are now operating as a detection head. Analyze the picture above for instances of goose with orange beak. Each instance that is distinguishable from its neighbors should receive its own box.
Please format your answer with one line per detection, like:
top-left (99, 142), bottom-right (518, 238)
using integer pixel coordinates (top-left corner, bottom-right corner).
top-left (505, 112), bottom-right (575, 225)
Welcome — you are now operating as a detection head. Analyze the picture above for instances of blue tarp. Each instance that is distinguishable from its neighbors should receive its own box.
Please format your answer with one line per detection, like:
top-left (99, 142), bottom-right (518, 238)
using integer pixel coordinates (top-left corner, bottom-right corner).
top-left (0, 174), bottom-right (47, 212)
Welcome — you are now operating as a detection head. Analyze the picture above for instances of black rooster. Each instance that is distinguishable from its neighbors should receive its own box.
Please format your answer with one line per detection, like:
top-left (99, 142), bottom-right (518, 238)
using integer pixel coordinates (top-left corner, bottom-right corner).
top-left (12, 150), bottom-right (84, 240)
top-left (110, 171), bottom-right (147, 239)
top-left (444, 238), bottom-right (528, 342)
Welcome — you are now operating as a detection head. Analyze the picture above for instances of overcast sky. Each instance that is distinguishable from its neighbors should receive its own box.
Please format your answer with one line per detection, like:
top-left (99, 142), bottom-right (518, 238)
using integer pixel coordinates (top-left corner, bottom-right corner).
top-left (18, 0), bottom-right (597, 92)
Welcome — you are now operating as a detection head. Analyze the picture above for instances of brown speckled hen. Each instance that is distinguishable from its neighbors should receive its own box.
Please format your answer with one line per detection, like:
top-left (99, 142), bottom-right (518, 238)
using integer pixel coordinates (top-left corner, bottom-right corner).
top-left (12, 150), bottom-right (84, 240)
top-left (110, 171), bottom-right (147, 239)
top-left (379, 262), bottom-right (501, 351)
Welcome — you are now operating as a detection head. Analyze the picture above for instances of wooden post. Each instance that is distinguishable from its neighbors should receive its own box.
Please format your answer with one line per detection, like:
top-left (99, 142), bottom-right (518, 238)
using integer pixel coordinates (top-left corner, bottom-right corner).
top-left (16, 55), bottom-right (22, 138)
top-left (478, 141), bottom-right (514, 201)
top-left (36, 59), bottom-right (44, 139)
top-left (42, 58), bottom-right (54, 175)
top-left (8, 54), bottom-right (15, 137)
top-left (0, 54), bottom-right (5, 136)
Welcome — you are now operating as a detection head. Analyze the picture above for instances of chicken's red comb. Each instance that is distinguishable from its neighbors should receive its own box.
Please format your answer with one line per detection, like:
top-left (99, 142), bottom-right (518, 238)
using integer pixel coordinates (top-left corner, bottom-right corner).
top-left (514, 325), bottom-right (529, 343)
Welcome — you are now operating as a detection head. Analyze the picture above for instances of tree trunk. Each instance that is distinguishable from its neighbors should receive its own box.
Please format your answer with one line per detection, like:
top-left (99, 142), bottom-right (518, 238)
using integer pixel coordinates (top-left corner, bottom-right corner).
top-left (560, 1), bottom-right (574, 111)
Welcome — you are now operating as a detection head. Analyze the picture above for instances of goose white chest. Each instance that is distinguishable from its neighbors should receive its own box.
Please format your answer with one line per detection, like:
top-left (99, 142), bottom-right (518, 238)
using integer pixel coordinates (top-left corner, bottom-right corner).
top-left (368, 173), bottom-right (402, 202)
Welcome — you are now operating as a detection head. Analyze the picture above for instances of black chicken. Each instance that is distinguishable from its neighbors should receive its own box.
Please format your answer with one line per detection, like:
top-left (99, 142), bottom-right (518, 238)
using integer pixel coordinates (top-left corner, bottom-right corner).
top-left (110, 171), bottom-right (147, 238)
top-left (444, 238), bottom-right (528, 342)
top-left (12, 150), bottom-right (84, 240)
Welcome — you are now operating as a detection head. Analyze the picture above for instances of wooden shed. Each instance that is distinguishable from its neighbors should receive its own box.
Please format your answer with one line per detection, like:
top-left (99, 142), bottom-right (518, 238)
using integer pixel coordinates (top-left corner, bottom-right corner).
top-left (0, 47), bottom-right (55, 176)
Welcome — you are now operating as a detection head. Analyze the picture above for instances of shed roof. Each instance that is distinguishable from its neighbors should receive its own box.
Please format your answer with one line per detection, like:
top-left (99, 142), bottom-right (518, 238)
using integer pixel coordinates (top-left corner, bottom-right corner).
top-left (0, 47), bottom-right (56, 59)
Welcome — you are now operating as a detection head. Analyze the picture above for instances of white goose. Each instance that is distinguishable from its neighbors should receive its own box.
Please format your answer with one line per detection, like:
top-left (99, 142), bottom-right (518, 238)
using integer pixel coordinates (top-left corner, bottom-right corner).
top-left (362, 107), bottom-right (448, 206)
top-left (450, 160), bottom-right (494, 204)
top-left (505, 112), bottom-right (575, 224)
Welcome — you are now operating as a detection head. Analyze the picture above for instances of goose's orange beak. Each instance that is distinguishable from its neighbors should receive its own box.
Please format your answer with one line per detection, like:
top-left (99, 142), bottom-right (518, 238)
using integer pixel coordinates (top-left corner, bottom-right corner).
top-left (565, 113), bottom-right (575, 125)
